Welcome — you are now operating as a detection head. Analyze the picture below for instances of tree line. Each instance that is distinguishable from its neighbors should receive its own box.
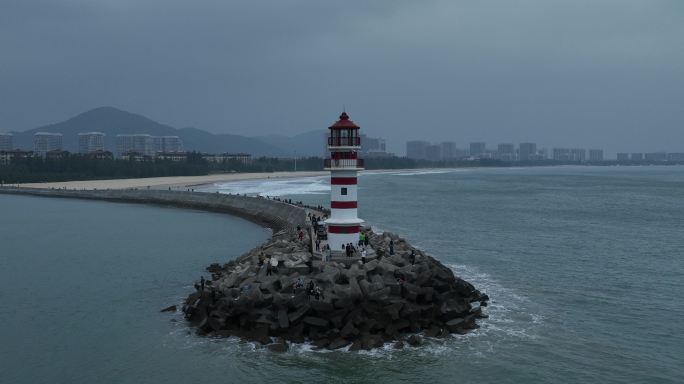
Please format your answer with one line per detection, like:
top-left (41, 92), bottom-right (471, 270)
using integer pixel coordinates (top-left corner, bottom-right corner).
top-left (4, 152), bottom-right (636, 184)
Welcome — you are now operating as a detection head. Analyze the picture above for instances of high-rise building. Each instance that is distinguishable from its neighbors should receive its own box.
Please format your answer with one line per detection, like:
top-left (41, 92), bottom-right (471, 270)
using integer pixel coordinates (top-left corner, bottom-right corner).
top-left (616, 153), bottom-right (629, 161)
top-left (469, 142), bottom-right (486, 157)
top-left (552, 148), bottom-right (570, 161)
top-left (152, 136), bottom-right (184, 153)
top-left (497, 143), bottom-right (515, 161)
top-left (667, 153), bottom-right (684, 161)
top-left (360, 134), bottom-right (389, 157)
top-left (519, 143), bottom-right (537, 161)
top-left (406, 141), bottom-right (429, 160)
top-left (116, 134), bottom-right (153, 157)
top-left (440, 142), bottom-right (457, 160)
top-left (553, 148), bottom-right (585, 162)
top-left (33, 132), bottom-right (63, 156)
top-left (645, 152), bottom-right (666, 161)
top-left (570, 148), bottom-right (586, 162)
top-left (0, 133), bottom-right (12, 151)
top-left (425, 144), bottom-right (441, 161)
top-left (78, 132), bottom-right (105, 154)
top-left (589, 149), bottom-right (603, 162)
top-left (631, 153), bottom-right (643, 161)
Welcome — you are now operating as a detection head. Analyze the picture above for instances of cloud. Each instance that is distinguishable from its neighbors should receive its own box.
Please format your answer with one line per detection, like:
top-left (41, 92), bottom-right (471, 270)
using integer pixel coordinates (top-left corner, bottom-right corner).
top-left (1, 0), bottom-right (683, 154)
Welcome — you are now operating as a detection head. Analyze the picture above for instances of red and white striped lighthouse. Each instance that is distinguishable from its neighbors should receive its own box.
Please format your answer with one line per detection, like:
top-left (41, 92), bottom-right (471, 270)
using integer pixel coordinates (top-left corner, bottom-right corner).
top-left (324, 112), bottom-right (365, 251)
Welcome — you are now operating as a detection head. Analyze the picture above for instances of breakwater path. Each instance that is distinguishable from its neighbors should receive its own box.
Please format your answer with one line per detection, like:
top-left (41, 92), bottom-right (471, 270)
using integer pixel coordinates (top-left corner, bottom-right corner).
top-left (1, 186), bottom-right (489, 350)
top-left (0, 187), bottom-right (306, 234)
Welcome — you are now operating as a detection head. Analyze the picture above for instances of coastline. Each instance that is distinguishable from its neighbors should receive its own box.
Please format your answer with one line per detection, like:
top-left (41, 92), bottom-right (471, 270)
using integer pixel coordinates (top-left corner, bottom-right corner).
top-left (11, 171), bottom-right (328, 191)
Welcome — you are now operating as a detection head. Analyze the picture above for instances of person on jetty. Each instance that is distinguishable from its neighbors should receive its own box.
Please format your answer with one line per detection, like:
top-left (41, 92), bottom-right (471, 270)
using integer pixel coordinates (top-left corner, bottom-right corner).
top-left (324, 245), bottom-right (331, 262)
top-left (410, 250), bottom-right (416, 265)
top-left (305, 256), bottom-right (313, 274)
top-left (266, 258), bottom-right (273, 276)
top-left (294, 277), bottom-right (304, 292)
top-left (313, 286), bottom-right (324, 300)
top-left (315, 238), bottom-right (320, 251)
top-left (200, 276), bottom-right (205, 293)
top-left (361, 248), bottom-right (367, 264)
top-left (270, 255), bottom-right (278, 273)
top-left (298, 230), bottom-right (304, 242)
top-left (389, 240), bottom-right (395, 255)
top-left (306, 280), bottom-right (315, 299)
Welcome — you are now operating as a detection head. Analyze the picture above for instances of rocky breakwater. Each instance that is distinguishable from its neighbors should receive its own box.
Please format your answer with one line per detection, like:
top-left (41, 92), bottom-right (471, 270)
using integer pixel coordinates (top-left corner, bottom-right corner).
top-left (182, 227), bottom-right (489, 351)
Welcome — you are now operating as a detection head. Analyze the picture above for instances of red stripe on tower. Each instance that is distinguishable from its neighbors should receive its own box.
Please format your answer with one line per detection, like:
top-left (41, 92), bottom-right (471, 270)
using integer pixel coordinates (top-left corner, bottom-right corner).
top-left (330, 201), bottom-right (358, 209)
top-left (331, 177), bottom-right (357, 185)
top-left (328, 225), bottom-right (360, 234)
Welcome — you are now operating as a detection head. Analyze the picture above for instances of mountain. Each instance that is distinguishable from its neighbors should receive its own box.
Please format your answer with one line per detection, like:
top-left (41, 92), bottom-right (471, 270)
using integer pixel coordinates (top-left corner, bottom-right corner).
top-left (256, 130), bottom-right (328, 157)
top-left (10, 107), bottom-right (287, 156)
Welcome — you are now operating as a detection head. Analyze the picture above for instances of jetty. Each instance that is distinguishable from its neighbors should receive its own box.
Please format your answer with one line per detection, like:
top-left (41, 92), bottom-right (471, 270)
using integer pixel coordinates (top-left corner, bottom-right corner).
top-left (0, 186), bottom-right (489, 351)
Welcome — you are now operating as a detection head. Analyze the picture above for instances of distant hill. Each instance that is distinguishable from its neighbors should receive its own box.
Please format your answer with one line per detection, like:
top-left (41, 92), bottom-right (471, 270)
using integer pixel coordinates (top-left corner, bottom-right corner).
top-left (256, 130), bottom-right (328, 157)
top-left (10, 107), bottom-right (289, 156)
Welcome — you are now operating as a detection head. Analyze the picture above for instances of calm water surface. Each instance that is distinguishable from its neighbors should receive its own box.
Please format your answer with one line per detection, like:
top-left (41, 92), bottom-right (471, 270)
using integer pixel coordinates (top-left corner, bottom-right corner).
top-left (2, 166), bottom-right (684, 383)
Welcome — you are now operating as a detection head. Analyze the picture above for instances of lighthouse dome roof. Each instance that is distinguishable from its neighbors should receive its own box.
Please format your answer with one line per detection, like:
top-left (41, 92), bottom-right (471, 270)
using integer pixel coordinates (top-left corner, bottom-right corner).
top-left (329, 112), bottom-right (360, 129)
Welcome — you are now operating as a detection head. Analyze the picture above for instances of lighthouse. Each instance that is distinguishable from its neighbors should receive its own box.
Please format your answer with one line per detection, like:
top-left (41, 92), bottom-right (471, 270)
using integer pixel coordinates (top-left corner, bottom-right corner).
top-left (324, 112), bottom-right (365, 252)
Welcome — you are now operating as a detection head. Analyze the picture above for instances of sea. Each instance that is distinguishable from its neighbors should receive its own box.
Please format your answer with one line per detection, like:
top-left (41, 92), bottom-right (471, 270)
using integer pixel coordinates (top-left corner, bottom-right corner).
top-left (1, 165), bottom-right (683, 383)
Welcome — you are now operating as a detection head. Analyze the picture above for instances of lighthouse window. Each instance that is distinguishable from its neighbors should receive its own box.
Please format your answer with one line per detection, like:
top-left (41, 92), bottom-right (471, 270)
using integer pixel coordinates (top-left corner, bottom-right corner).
top-left (341, 187), bottom-right (348, 195)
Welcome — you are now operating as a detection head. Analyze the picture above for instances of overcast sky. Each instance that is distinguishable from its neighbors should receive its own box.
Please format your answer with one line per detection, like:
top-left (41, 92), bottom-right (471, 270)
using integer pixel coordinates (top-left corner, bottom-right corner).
top-left (1, 0), bottom-right (683, 154)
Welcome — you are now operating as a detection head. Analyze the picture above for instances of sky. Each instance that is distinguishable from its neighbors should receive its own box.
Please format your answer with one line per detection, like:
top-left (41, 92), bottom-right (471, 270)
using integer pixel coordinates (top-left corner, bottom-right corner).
top-left (1, 0), bottom-right (683, 155)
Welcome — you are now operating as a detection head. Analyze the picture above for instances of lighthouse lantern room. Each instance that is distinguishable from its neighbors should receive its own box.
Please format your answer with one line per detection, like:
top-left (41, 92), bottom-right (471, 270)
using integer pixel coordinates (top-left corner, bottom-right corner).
top-left (324, 112), bottom-right (364, 251)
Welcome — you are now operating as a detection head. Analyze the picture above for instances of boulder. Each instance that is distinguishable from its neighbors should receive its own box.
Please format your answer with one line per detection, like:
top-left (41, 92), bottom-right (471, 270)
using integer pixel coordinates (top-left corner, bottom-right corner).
top-left (340, 320), bottom-right (359, 339)
top-left (288, 304), bottom-right (310, 324)
top-left (303, 316), bottom-right (329, 328)
top-left (277, 309), bottom-right (289, 329)
top-left (328, 338), bottom-right (351, 350)
top-left (182, 226), bottom-right (488, 350)
top-left (406, 334), bottom-right (423, 346)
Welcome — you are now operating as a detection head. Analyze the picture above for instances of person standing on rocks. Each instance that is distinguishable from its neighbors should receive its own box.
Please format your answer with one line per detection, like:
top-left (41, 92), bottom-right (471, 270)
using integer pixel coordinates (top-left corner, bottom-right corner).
top-left (305, 256), bottom-right (313, 274)
top-left (295, 277), bottom-right (304, 293)
top-left (410, 250), bottom-right (416, 265)
top-left (200, 276), bottom-right (205, 293)
top-left (315, 238), bottom-right (320, 251)
top-left (325, 245), bottom-right (331, 262)
top-left (361, 249), bottom-right (367, 264)
top-left (389, 240), bottom-right (395, 255)
top-left (306, 280), bottom-right (315, 299)
top-left (266, 258), bottom-right (273, 276)
top-left (270, 255), bottom-right (279, 274)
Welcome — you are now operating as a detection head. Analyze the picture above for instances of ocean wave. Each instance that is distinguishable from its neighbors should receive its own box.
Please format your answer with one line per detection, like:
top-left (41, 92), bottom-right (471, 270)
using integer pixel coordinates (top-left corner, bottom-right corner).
top-left (445, 263), bottom-right (543, 341)
top-left (169, 262), bottom-right (542, 358)
top-left (383, 169), bottom-right (463, 177)
top-left (210, 176), bottom-right (330, 197)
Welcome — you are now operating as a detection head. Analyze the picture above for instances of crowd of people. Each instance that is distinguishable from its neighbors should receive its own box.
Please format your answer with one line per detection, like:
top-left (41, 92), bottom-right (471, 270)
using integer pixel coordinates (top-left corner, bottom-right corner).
top-left (294, 277), bottom-right (324, 300)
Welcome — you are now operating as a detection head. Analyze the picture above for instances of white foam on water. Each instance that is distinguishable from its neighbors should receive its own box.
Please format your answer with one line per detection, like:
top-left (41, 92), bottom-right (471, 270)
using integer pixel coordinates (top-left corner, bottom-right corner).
top-left (445, 263), bottom-right (543, 342)
top-left (385, 169), bottom-right (462, 177)
top-left (169, 262), bottom-right (542, 358)
top-left (209, 176), bottom-right (330, 197)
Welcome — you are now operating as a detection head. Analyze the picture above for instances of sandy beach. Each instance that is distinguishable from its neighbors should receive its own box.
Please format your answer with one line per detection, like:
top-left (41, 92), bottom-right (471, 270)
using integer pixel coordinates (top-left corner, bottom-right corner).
top-left (14, 171), bottom-right (328, 190)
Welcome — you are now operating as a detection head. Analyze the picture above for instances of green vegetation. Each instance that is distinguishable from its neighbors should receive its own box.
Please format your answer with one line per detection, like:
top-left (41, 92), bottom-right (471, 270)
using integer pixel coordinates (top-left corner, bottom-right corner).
top-left (0, 152), bottom-right (208, 183)
top-left (4, 153), bottom-right (680, 184)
